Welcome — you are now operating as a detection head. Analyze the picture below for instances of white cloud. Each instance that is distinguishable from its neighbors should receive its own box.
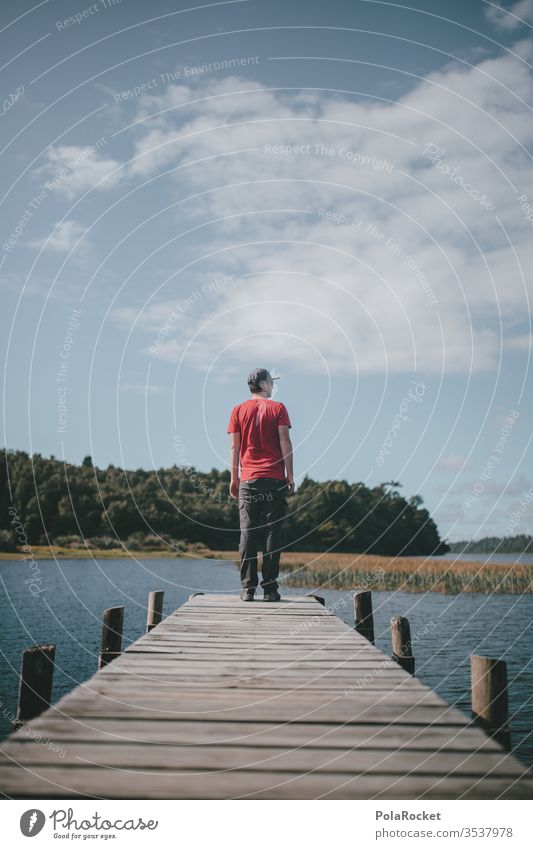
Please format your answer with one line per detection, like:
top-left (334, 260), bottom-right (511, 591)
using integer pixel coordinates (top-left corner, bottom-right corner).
top-left (40, 143), bottom-right (122, 199)
top-left (30, 219), bottom-right (87, 252)
top-left (105, 45), bottom-right (533, 376)
top-left (485, 0), bottom-right (533, 30)
top-left (436, 452), bottom-right (472, 471)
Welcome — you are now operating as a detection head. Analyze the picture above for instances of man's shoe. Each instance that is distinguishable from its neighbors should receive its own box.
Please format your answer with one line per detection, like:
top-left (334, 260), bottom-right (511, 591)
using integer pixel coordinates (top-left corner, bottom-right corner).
top-left (263, 590), bottom-right (281, 602)
top-left (240, 588), bottom-right (255, 601)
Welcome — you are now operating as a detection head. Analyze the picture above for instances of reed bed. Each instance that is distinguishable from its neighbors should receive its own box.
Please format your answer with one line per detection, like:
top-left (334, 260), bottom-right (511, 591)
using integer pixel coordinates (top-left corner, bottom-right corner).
top-left (211, 550), bottom-right (533, 594)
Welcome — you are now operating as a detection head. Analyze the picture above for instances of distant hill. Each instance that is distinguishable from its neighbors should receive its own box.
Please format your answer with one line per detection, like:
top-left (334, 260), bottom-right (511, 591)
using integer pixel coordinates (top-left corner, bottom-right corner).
top-left (1, 449), bottom-right (449, 556)
top-left (448, 535), bottom-right (533, 554)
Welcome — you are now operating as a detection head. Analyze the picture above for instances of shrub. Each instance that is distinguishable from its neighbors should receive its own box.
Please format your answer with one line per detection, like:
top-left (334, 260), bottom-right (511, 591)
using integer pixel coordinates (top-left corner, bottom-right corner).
top-left (53, 535), bottom-right (85, 548)
top-left (0, 529), bottom-right (17, 552)
top-left (85, 536), bottom-right (122, 550)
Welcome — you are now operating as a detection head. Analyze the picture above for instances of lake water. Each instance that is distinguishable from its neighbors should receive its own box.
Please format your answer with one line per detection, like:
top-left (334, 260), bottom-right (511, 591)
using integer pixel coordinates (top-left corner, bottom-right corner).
top-left (1, 556), bottom-right (531, 767)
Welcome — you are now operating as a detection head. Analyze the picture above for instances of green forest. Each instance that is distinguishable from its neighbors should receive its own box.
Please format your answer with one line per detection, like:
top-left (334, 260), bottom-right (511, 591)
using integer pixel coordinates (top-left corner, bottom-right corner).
top-left (448, 536), bottom-right (533, 554)
top-left (0, 449), bottom-right (449, 556)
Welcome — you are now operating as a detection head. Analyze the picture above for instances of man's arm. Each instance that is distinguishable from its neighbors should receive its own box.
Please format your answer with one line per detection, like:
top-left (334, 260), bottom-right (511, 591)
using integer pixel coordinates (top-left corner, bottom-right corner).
top-left (229, 432), bottom-right (241, 499)
top-left (278, 424), bottom-right (295, 494)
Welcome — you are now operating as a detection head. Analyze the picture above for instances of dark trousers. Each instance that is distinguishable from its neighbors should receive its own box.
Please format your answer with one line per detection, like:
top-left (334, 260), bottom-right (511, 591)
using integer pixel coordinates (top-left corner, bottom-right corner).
top-left (238, 478), bottom-right (288, 591)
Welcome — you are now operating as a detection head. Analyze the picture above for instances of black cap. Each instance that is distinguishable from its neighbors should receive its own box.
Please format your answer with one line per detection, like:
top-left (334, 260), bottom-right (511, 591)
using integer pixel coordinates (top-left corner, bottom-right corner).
top-left (247, 368), bottom-right (279, 387)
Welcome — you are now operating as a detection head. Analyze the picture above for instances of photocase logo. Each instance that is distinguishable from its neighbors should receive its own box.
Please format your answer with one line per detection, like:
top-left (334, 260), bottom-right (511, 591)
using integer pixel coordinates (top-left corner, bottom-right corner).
top-left (20, 809), bottom-right (46, 836)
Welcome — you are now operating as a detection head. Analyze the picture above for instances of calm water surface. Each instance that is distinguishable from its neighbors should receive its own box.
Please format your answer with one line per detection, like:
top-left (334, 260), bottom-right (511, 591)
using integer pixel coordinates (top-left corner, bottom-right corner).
top-left (1, 556), bottom-right (531, 767)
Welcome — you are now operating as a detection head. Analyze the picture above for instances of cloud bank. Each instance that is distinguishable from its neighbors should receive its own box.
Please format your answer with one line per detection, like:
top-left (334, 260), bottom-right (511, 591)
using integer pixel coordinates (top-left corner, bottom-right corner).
top-left (41, 36), bottom-right (533, 377)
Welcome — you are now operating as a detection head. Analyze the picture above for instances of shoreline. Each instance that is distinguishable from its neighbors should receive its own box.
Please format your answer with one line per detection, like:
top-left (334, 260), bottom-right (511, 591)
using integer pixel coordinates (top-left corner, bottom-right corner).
top-left (0, 545), bottom-right (215, 560)
top-left (1, 546), bottom-right (526, 564)
top-left (1, 546), bottom-right (531, 594)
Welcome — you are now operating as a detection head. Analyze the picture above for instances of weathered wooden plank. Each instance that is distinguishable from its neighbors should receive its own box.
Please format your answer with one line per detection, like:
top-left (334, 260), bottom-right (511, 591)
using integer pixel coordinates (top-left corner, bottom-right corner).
top-left (149, 632), bottom-right (366, 641)
top-left (1, 741), bottom-right (524, 779)
top-left (88, 668), bottom-right (424, 683)
top-left (143, 634), bottom-right (369, 640)
top-left (157, 629), bottom-right (347, 633)
top-left (118, 647), bottom-right (400, 661)
top-left (149, 629), bottom-right (345, 635)
top-left (64, 682), bottom-right (436, 695)
top-left (51, 682), bottom-right (450, 704)
top-left (127, 640), bottom-right (384, 650)
top-left (4, 717), bottom-right (502, 749)
top-left (26, 689), bottom-right (468, 724)
top-left (165, 608), bottom-right (338, 613)
top-left (38, 702), bottom-right (473, 726)
top-left (184, 596), bottom-right (320, 605)
top-left (94, 662), bottom-right (420, 678)
top-left (96, 671), bottom-right (405, 684)
top-left (0, 765), bottom-right (531, 800)
top-left (133, 643), bottom-right (378, 652)
top-left (89, 672), bottom-right (419, 686)
top-left (153, 628), bottom-right (347, 634)
top-left (117, 652), bottom-right (394, 663)
top-left (158, 612), bottom-right (345, 620)
top-left (156, 616), bottom-right (344, 623)
top-left (111, 665), bottom-right (419, 679)
top-left (128, 643), bottom-right (383, 655)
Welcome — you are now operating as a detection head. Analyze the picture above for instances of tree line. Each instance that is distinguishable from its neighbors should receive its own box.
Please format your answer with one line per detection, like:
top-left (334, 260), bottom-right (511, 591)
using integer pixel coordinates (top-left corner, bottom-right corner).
top-left (448, 536), bottom-right (533, 554)
top-left (0, 450), bottom-right (449, 556)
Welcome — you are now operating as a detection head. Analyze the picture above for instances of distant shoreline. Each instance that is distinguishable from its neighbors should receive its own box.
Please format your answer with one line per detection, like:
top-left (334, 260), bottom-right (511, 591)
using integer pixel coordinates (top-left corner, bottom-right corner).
top-left (0, 545), bottom-right (216, 560)
top-left (2, 545), bottom-right (525, 564)
top-left (1, 546), bottom-right (531, 594)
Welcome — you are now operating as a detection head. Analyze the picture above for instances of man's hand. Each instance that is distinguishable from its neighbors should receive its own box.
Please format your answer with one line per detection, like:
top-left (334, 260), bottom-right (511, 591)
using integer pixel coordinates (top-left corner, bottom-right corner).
top-left (286, 476), bottom-right (295, 495)
top-left (230, 478), bottom-right (240, 499)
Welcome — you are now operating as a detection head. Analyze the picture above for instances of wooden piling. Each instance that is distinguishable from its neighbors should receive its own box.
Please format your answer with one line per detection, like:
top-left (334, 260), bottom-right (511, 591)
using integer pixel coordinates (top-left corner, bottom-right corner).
top-left (471, 655), bottom-right (511, 750)
top-left (391, 616), bottom-right (415, 675)
top-left (353, 590), bottom-right (374, 644)
top-left (98, 606), bottom-right (124, 669)
top-left (146, 591), bottom-right (164, 633)
top-left (14, 644), bottom-right (55, 727)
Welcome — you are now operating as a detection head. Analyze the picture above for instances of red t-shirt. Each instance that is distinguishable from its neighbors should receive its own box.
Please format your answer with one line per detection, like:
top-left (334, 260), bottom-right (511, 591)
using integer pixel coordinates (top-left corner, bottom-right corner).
top-left (227, 398), bottom-right (292, 481)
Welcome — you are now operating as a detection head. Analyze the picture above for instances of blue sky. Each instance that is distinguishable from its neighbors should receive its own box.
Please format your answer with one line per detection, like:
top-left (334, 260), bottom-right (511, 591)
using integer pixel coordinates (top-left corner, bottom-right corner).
top-left (1, 0), bottom-right (532, 543)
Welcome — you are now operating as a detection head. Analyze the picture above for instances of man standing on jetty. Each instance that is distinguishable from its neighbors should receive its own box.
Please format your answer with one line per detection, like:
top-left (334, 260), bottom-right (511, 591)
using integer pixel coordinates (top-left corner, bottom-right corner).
top-left (227, 368), bottom-right (294, 602)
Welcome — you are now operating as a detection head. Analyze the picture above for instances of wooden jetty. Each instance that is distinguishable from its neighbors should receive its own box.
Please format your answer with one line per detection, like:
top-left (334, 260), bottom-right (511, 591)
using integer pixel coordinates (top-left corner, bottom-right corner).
top-left (0, 593), bottom-right (532, 799)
